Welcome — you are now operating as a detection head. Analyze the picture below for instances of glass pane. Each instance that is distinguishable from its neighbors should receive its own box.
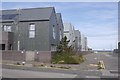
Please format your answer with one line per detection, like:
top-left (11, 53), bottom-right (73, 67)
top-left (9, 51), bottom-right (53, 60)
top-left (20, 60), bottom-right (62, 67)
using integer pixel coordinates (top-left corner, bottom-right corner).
top-left (30, 24), bottom-right (35, 30)
top-left (7, 25), bottom-right (11, 32)
top-left (4, 25), bottom-right (7, 31)
top-left (29, 31), bottom-right (35, 38)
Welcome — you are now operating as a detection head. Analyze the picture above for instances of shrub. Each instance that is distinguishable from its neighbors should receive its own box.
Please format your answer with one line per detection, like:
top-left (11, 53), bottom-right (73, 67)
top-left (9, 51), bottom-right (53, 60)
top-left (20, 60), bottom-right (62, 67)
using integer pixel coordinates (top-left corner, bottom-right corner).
top-left (52, 53), bottom-right (85, 64)
top-left (52, 36), bottom-right (85, 64)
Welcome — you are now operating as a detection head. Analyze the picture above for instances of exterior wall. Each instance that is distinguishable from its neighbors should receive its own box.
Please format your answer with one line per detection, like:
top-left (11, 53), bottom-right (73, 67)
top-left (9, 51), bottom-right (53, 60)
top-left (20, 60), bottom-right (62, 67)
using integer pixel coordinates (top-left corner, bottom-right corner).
top-left (2, 50), bottom-right (51, 63)
top-left (1, 7), bottom-right (61, 51)
top-left (0, 31), bottom-right (8, 50)
top-left (18, 21), bottom-right (50, 51)
top-left (34, 51), bottom-right (51, 63)
top-left (2, 50), bottom-right (26, 61)
top-left (0, 31), bottom-right (14, 50)
top-left (1, 21), bottom-right (50, 51)
top-left (75, 30), bottom-right (81, 51)
top-left (63, 23), bottom-right (75, 48)
top-left (49, 8), bottom-right (59, 51)
top-left (118, 21), bottom-right (120, 42)
top-left (81, 34), bottom-right (85, 51)
top-left (72, 26), bottom-right (76, 49)
top-left (81, 34), bottom-right (88, 51)
top-left (85, 37), bottom-right (88, 51)
top-left (26, 51), bottom-right (35, 61)
top-left (118, 42), bottom-right (120, 53)
top-left (56, 13), bottom-right (64, 42)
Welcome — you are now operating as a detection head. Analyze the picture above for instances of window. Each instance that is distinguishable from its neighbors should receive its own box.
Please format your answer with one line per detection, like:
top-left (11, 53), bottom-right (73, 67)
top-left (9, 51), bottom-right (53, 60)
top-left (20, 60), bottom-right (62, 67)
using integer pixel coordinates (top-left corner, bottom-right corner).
top-left (29, 24), bottom-right (35, 38)
top-left (3, 25), bottom-right (12, 32)
top-left (29, 31), bottom-right (35, 38)
top-left (51, 45), bottom-right (56, 51)
top-left (7, 26), bottom-right (12, 32)
top-left (4, 25), bottom-right (7, 31)
top-left (53, 25), bottom-right (56, 39)
top-left (29, 24), bottom-right (35, 30)
top-left (60, 29), bottom-right (62, 40)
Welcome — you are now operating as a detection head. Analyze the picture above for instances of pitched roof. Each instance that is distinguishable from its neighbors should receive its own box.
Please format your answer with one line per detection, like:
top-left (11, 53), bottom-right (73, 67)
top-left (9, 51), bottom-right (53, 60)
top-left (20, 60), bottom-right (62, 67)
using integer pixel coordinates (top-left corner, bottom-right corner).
top-left (1, 7), bottom-right (54, 21)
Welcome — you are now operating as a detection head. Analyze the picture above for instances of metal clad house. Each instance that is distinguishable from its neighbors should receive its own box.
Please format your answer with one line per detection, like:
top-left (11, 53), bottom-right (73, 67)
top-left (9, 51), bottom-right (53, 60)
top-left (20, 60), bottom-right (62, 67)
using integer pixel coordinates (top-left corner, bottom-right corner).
top-left (81, 34), bottom-right (85, 51)
top-left (56, 13), bottom-right (64, 42)
top-left (81, 34), bottom-right (88, 51)
top-left (0, 7), bottom-right (63, 51)
top-left (75, 30), bottom-right (81, 51)
top-left (63, 23), bottom-right (75, 48)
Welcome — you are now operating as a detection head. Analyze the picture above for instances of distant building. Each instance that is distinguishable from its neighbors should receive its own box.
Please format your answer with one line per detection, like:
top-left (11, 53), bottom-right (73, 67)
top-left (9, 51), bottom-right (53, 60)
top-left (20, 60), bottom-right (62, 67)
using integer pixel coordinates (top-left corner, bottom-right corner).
top-left (85, 37), bottom-right (88, 51)
top-left (118, 42), bottom-right (120, 53)
top-left (56, 13), bottom-right (64, 41)
top-left (81, 34), bottom-right (88, 51)
top-left (81, 34), bottom-right (85, 51)
top-left (63, 23), bottom-right (75, 48)
top-left (0, 7), bottom-right (64, 51)
top-left (75, 30), bottom-right (81, 51)
top-left (88, 47), bottom-right (92, 51)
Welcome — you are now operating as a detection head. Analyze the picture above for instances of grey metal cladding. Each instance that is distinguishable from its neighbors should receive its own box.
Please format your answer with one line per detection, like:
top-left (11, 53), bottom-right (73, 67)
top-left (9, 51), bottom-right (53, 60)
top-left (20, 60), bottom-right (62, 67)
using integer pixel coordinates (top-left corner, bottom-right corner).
top-left (1, 7), bottom-right (54, 21)
top-left (19, 7), bottom-right (54, 21)
top-left (1, 7), bottom-right (60, 51)
top-left (49, 8), bottom-right (58, 45)
top-left (56, 13), bottom-right (64, 39)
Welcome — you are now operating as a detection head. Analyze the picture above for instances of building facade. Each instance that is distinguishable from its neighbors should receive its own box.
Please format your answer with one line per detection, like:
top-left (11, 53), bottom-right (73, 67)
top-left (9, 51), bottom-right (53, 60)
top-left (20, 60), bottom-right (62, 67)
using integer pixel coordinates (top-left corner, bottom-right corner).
top-left (84, 37), bottom-right (88, 51)
top-left (0, 7), bottom-right (64, 51)
top-left (75, 30), bottom-right (81, 51)
top-left (81, 34), bottom-right (88, 51)
top-left (118, 42), bottom-right (120, 53)
top-left (56, 13), bottom-right (64, 42)
top-left (0, 31), bottom-right (14, 50)
top-left (63, 23), bottom-right (75, 48)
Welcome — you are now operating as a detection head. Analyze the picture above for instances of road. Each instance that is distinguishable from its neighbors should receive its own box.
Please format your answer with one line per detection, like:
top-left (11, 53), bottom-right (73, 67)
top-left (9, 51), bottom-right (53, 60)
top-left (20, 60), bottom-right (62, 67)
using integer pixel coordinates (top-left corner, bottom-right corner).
top-left (2, 68), bottom-right (77, 78)
top-left (2, 52), bottom-right (119, 79)
top-left (81, 52), bottom-right (118, 70)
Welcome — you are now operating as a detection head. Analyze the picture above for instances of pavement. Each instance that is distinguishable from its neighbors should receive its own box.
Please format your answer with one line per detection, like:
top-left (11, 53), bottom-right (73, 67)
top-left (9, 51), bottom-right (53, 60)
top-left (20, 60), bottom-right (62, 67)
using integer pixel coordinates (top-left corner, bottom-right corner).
top-left (1, 52), bottom-right (119, 79)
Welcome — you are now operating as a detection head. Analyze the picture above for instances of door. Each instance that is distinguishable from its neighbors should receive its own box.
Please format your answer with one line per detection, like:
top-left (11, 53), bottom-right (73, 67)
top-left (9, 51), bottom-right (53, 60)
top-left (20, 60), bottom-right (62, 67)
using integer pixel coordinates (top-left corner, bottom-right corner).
top-left (0, 44), bottom-right (5, 50)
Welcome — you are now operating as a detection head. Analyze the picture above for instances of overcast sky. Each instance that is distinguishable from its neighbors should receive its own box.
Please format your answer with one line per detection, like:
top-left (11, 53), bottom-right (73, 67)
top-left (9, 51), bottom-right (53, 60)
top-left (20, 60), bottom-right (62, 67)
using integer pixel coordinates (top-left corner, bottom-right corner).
top-left (2, 2), bottom-right (118, 50)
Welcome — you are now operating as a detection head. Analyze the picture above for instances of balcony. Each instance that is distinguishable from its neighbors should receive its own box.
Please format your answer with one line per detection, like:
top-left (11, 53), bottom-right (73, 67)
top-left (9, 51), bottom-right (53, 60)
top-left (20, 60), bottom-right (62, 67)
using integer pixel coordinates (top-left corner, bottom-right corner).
top-left (0, 31), bottom-right (14, 50)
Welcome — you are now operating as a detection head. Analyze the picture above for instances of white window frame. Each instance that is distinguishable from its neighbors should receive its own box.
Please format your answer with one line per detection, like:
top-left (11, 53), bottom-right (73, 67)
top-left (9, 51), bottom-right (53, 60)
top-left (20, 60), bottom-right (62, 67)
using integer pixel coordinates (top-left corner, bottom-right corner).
top-left (7, 25), bottom-right (12, 32)
top-left (51, 46), bottom-right (56, 51)
top-left (29, 23), bottom-right (35, 38)
top-left (3, 25), bottom-right (12, 32)
top-left (29, 24), bottom-right (35, 30)
top-left (29, 31), bottom-right (35, 38)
